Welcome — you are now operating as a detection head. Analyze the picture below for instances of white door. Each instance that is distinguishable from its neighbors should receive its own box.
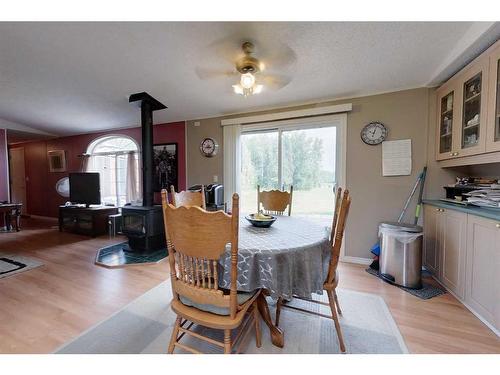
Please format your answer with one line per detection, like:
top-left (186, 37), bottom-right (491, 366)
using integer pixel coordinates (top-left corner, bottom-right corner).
top-left (9, 147), bottom-right (27, 214)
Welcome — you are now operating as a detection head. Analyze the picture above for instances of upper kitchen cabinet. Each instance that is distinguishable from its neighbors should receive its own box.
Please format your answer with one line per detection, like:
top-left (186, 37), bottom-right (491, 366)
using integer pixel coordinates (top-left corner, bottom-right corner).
top-left (435, 39), bottom-right (500, 165)
top-left (435, 57), bottom-right (489, 161)
top-left (486, 42), bottom-right (500, 152)
top-left (436, 82), bottom-right (459, 160)
top-left (456, 58), bottom-right (488, 157)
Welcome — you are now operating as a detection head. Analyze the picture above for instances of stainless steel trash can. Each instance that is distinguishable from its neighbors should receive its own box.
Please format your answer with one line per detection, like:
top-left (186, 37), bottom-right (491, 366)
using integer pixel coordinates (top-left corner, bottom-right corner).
top-left (379, 222), bottom-right (423, 289)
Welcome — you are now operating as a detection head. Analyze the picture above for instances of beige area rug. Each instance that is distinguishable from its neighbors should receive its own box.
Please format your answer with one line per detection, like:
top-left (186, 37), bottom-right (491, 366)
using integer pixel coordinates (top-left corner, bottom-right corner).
top-left (0, 253), bottom-right (43, 279)
top-left (55, 281), bottom-right (408, 354)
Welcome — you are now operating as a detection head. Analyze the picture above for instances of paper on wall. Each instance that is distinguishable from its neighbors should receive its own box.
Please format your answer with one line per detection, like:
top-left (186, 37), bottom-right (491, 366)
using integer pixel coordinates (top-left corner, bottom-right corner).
top-left (382, 139), bottom-right (412, 176)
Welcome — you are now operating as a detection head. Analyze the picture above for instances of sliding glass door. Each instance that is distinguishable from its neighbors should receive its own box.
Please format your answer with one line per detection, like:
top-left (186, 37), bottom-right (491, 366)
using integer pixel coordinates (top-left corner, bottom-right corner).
top-left (240, 120), bottom-right (341, 215)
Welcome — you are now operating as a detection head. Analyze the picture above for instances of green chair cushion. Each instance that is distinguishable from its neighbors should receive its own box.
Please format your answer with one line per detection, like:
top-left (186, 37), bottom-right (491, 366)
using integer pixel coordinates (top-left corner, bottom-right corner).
top-left (179, 290), bottom-right (255, 316)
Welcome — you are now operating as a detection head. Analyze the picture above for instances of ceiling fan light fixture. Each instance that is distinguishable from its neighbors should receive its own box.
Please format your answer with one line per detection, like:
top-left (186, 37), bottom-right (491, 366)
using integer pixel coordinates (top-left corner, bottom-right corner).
top-left (233, 73), bottom-right (263, 97)
top-left (240, 73), bottom-right (255, 89)
top-left (232, 84), bottom-right (244, 95)
top-left (253, 84), bottom-right (263, 94)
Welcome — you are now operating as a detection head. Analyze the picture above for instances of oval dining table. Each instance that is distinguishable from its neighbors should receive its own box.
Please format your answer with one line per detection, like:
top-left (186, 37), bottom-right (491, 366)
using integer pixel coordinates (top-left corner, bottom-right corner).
top-left (219, 215), bottom-right (332, 348)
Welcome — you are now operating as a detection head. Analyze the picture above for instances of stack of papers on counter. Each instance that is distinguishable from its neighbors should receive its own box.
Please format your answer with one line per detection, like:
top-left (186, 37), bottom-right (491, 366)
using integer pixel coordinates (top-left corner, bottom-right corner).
top-left (465, 189), bottom-right (500, 208)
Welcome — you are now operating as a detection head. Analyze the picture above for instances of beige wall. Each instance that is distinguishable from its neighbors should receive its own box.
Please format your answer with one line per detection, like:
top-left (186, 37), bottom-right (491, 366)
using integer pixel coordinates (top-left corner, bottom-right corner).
top-left (187, 87), bottom-right (453, 259)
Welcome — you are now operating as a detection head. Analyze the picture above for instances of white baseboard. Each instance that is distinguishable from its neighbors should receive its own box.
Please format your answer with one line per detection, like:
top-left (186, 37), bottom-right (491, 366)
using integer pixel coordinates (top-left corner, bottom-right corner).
top-left (430, 274), bottom-right (499, 337)
top-left (340, 256), bottom-right (372, 265)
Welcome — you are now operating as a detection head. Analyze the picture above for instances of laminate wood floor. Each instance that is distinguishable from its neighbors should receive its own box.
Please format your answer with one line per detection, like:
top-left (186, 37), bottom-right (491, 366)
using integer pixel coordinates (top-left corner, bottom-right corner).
top-left (0, 218), bottom-right (498, 354)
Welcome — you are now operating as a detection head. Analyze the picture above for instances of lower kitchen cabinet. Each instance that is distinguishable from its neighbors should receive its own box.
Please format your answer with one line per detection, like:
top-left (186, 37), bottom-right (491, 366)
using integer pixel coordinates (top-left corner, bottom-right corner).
top-left (423, 205), bottom-right (441, 274)
top-left (423, 203), bottom-right (500, 334)
top-left (465, 215), bottom-right (500, 331)
top-left (423, 206), bottom-right (467, 298)
top-left (439, 209), bottom-right (467, 299)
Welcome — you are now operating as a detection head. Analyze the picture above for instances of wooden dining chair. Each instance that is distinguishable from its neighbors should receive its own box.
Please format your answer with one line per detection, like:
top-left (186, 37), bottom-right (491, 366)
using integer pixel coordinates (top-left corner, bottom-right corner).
top-left (274, 187), bottom-right (351, 353)
top-left (161, 190), bottom-right (261, 354)
top-left (257, 185), bottom-right (293, 216)
top-left (170, 185), bottom-right (206, 210)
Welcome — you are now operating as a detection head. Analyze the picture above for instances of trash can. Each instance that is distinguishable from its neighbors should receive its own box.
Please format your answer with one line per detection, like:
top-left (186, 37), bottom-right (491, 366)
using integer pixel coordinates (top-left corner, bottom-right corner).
top-left (378, 222), bottom-right (423, 289)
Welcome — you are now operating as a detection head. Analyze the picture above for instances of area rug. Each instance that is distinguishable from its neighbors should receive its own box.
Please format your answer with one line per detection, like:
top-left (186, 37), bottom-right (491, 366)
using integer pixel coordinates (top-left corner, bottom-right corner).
top-left (55, 281), bottom-right (409, 354)
top-left (0, 253), bottom-right (43, 279)
top-left (365, 268), bottom-right (446, 300)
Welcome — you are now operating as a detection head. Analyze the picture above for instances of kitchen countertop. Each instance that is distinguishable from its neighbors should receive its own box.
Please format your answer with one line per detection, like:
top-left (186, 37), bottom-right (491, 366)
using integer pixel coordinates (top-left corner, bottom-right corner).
top-left (423, 199), bottom-right (500, 222)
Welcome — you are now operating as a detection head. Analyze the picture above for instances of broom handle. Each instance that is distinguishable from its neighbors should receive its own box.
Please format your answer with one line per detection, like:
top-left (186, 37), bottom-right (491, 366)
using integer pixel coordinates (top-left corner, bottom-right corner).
top-left (397, 168), bottom-right (426, 223)
top-left (413, 166), bottom-right (427, 225)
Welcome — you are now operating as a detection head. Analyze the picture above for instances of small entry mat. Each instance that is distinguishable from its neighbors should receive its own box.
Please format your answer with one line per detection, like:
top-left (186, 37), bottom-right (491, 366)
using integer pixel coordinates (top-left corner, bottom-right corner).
top-left (365, 268), bottom-right (446, 300)
top-left (0, 254), bottom-right (43, 279)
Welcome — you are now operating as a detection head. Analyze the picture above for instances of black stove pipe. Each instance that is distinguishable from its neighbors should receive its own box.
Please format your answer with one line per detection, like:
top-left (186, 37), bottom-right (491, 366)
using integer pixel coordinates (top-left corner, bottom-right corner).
top-left (129, 92), bottom-right (167, 207)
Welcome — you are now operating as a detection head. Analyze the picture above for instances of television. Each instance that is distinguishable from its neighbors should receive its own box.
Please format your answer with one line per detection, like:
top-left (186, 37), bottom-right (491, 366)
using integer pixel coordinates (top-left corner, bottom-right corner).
top-left (69, 172), bottom-right (101, 207)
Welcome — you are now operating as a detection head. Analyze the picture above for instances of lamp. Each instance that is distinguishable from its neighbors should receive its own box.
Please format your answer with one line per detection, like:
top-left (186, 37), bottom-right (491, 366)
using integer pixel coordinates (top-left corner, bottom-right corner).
top-left (232, 73), bottom-right (263, 97)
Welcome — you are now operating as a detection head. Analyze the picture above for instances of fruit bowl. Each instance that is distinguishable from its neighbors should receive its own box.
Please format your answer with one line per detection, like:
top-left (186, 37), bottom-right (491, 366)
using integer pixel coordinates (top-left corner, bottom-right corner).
top-left (245, 213), bottom-right (277, 228)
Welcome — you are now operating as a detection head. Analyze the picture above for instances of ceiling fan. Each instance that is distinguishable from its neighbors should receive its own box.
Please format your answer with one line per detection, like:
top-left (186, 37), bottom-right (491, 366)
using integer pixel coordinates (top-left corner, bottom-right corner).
top-left (196, 40), bottom-right (296, 97)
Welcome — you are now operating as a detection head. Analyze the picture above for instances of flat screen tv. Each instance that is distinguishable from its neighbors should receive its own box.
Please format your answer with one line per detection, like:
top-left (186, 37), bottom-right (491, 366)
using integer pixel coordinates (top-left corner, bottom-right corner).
top-left (69, 172), bottom-right (101, 207)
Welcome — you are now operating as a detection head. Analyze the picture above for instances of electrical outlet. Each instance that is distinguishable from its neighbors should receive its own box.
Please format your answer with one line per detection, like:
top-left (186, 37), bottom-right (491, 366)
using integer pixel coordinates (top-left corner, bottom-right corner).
top-left (213, 175), bottom-right (218, 182)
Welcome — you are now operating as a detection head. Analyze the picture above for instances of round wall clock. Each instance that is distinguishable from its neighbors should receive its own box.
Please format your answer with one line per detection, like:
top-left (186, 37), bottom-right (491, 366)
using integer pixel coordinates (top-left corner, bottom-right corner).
top-left (360, 122), bottom-right (388, 145)
top-left (200, 137), bottom-right (219, 157)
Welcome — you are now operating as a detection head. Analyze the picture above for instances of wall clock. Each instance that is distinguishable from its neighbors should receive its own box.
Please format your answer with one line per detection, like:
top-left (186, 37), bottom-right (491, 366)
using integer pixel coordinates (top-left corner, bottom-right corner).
top-left (200, 137), bottom-right (219, 157)
top-left (360, 122), bottom-right (388, 145)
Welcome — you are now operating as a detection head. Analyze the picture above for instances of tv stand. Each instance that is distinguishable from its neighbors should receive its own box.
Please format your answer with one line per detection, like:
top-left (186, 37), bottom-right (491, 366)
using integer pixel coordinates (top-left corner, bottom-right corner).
top-left (59, 206), bottom-right (119, 237)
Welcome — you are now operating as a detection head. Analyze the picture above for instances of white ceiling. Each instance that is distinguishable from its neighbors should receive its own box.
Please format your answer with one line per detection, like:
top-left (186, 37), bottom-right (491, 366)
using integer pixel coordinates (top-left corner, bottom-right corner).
top-left (0, 22), bottom-right (499, 136)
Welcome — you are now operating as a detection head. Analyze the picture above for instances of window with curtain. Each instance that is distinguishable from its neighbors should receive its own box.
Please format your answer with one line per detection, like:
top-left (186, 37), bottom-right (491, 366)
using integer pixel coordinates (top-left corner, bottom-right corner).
top-left (86, 135), bottom-right (141, 207)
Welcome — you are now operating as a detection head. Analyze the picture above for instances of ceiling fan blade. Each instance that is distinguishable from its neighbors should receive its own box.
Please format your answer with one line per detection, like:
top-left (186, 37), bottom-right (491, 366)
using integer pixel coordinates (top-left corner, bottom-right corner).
top-left (258, 43), bottom-right (297, 72)
top-left (259, 74), bottom-right (292, 90)
top-left (195, 67), bottom-right (237, 80)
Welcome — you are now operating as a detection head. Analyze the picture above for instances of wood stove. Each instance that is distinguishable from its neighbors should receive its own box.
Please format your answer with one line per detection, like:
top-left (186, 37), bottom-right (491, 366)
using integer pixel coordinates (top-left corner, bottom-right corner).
top-left (122, 92), bottom-right (167, 252)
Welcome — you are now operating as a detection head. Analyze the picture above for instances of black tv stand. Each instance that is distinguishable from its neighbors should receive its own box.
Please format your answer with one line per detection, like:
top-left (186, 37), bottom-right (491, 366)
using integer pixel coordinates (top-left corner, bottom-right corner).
top-left (59, 205), bottom-right (119, 237)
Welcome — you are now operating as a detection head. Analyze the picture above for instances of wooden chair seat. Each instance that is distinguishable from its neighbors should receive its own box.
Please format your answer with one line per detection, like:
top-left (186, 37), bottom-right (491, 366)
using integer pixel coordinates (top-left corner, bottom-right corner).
top-left (172, 290), bottom-right (260, 330)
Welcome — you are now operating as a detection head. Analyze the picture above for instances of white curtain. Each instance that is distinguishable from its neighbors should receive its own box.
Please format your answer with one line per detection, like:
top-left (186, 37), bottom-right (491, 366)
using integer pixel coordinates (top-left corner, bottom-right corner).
top-left (223, 124), bottom-right (241, 208)
top-left (80, 154), bottom-right (91, 172)
top-left (126, 151), bottom-right (141, 204)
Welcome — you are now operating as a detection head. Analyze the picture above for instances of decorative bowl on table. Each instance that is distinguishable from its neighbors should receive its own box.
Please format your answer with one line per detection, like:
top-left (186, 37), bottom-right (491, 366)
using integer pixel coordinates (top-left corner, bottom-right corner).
top-left (245, 213), bottom-right (277, 228)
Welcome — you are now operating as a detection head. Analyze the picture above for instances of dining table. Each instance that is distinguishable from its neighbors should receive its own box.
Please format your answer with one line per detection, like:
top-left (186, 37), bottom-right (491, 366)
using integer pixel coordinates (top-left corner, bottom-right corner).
top-left (219, 215), bottom-right (332, 348)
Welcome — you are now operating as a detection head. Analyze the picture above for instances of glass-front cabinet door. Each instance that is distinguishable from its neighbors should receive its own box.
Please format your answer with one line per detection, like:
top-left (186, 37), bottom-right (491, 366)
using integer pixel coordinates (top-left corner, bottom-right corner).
top-left (486, 43), bottom-right (500, 152)
top-left (436, 83), bottom-right (458, 160)
top-left (456, 59), bottom-right (488, 157)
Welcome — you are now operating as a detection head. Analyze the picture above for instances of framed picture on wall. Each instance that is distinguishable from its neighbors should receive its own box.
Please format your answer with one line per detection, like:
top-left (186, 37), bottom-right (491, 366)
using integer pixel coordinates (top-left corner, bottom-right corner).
top-left (47, 150), bottom-right (67, 172)
top-left (153, 143), bottom-right (178, 192)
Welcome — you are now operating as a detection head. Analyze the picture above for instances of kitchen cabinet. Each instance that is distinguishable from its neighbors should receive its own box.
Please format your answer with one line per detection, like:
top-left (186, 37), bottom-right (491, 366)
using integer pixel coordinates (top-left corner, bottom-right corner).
top-left (435, 57), bottom-right (489, 160)
top-left (434, 39), bottom-right (500, 165)
top-left (423, 205), bottom-right (467, 299)
top-left (486, 42), bottom-right (500, 152)
top-left (439, 208), bottom-right (467, 299)
top-left (423, 204), bottom-right (441, 274)
top-left (465, 215), bottom-right (500, 331)
top-left (423, 202), bottom-right (500, 335)
top-left (436, 82), bottom-right (459, 160)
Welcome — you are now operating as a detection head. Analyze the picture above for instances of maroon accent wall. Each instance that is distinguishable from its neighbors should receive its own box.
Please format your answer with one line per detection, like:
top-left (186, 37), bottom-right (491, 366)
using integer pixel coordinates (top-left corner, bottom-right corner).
top-left (0, 129), bottom-right (9, 202)
top-left (10, 122), bottom-right (186, 218)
